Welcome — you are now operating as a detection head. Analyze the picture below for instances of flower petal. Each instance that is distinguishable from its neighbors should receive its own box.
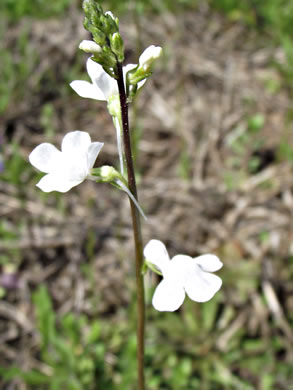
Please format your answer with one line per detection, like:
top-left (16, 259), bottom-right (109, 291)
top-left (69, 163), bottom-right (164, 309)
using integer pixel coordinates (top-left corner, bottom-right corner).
top-left (144, 240), bottom-right (170, 274)
top-left (87, 58), bottom-right (117, 100)
top-left (62, 154), bottom-right (89, 181)
top-left (36, 173), bottom-right (83, 193)
top-left (70, 80), bottom-right (105, 100)
top-left (95, 71), bottom-right (117, 100)
top-left (86, 57), bottom-right (105, 83)
top-left (184, 262), bottom-right (222, 302)
top-left (61, 131), bottom-right (91, 155)
top-left (194, 254), bottom-right (223, 272)
top-left (29, 143), bottom-right (62, 173)
top-left (87, 142), bottom-right (104, 169)
top-left (152, 279), bottom-right (185, 312)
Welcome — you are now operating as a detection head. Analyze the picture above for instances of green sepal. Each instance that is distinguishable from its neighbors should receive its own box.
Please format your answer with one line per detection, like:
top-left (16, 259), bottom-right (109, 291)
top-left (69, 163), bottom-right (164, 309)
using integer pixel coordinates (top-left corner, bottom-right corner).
top-left (142, 262), bottom-right (148, 275)
top-left (145, 260), bottom-right (163, 276)
top-left (127, 68), bottom-right (152, 86)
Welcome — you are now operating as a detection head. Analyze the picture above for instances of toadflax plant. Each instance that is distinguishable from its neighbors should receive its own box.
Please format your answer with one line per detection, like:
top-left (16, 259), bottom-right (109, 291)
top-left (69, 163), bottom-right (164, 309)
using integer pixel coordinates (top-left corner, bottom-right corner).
top-left (29, 2), bottom-right (223, 389)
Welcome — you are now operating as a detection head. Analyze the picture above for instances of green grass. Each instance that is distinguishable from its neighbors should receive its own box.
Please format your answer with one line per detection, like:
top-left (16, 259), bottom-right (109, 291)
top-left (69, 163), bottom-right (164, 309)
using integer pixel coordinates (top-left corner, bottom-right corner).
top-left (1, 283), bottom-right (292, 389)
top-left (209, 0), bottom-right (293, 92)
top-left (0, 0), bottom-right (72, 21)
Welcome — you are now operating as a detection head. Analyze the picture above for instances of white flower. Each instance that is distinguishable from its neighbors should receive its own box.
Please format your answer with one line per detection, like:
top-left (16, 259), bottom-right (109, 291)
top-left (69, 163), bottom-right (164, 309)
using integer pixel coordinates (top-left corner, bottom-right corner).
top-left (138, 45), bottom-right (162, 72)
top-left (29, 131), bottom-right (103, 193)
top-left (70, 57), bottom-right (144, 101)
top-left (144, 240), bottom-right (223, 312)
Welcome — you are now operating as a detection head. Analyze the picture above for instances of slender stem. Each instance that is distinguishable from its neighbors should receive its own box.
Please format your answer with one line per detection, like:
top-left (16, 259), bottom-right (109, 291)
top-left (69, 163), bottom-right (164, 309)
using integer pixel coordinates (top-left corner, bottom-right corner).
top-left (116, 62), bottom-right (145, 390)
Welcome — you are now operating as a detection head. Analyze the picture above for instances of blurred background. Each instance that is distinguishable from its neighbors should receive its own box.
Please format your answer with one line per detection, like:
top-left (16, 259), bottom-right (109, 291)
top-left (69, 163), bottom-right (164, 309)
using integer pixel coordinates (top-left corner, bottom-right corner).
top-left (1, 0), bottom-right (293, 389)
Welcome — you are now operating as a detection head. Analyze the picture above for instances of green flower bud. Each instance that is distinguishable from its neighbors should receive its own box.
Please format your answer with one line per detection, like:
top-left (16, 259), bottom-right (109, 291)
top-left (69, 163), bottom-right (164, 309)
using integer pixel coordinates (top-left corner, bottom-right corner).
top-left (91, 46), bottom-right (117, 72)
top-left (110, 32), bottom-right (124, 62)
top-left (100, 13), bottom-right (118, 35)
top-left (105, 11), bottom-right (119, 27)
top-left (83, 0), bottom-right (103, 19)
top-left (92, 165), bottom-right (120, 183)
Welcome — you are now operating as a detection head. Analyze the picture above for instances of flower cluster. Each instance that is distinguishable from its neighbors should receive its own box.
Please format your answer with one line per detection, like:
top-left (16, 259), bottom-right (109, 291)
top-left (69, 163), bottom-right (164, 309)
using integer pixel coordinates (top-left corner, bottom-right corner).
top-left (144, 240), bottom-right (223, 311)
top-left (30, 8), bottom-right (162, 190)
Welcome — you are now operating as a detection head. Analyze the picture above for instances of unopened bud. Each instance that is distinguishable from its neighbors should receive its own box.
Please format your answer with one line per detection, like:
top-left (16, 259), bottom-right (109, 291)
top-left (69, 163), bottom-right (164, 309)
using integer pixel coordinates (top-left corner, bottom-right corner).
top-left (139, 45), bottom-right (162, 72)
top-left (105, 11), bottom-right (114, 19)
top-left (110, 32), bottom-right (124, 62)
top-left (79, 40), bottom-right (102, 54)
top-left (105, 10), bottom-right (119, 27)
top-left (97, 165), bottom-right (119, 182)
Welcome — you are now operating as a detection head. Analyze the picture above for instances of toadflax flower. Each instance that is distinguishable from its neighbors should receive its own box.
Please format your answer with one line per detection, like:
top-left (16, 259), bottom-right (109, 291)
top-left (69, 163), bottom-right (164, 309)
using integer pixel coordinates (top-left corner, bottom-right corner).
top-left (70, 57), bottom-right (144, 101)
top-left (29, 131), bottom-right (103, 193)
top-left (70, 57), bottom-right (146, 174)
top-left (144, 240), bottom-right (223, 312)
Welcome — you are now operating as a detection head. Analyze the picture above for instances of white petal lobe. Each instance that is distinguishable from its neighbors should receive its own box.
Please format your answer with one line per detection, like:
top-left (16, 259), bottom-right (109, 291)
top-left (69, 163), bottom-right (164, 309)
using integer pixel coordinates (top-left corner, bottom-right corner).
top-left (87, 142), bottom-right (104, 169)
top-left (86, 57), bottom-right (105, 83)
top-left (62, 131), bottom-right (91, 155)
top-left (86, 58), bottom-right (118, 100)
top-left (144, 240), bottom-right (170, 274)
top-left (29, 144), bottom-right (62, 173)
top-left (184, 267), bottom-right (222, 302)
top-left (36, 173), bottom-right (83, 193)
top-left (152, 279), bottom-right (185, 312)
top-left (194, 254), bottom-right (223, 272)
top-left (70, 80), bottom-right (105, 100)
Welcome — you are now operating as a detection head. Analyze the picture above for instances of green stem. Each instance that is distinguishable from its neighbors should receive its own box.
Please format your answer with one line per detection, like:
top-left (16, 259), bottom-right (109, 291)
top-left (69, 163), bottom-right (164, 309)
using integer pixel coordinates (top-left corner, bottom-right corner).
top-left (116, 62), bottom-right (145, 390)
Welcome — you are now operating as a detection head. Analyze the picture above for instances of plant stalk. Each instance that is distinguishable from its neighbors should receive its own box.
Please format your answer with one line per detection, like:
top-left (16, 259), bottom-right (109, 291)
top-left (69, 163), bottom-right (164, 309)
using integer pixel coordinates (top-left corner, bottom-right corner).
top-left (116, 62), bottom-right (145, 390)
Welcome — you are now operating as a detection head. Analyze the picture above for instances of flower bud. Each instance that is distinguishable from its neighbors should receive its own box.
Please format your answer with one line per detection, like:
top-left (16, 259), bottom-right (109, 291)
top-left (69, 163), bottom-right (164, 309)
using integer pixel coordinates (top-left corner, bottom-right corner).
top-left (79, 40), bottom-right (102, 54)
top-left (139, 45), bottom-right (162, 72)
top-left (91, 165), bottom-right (120, 183)
top-left (105, 11), bottom-right (114, 19)
top-left (110, 32), bottom-right (124, 62)
top-left (105, 11), bottom-right (119, 27)
top-left (99, 166), bottom-right (118, 181)
top-left (127, 45), bottom-right (162, 95)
